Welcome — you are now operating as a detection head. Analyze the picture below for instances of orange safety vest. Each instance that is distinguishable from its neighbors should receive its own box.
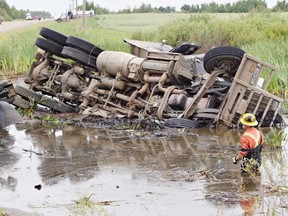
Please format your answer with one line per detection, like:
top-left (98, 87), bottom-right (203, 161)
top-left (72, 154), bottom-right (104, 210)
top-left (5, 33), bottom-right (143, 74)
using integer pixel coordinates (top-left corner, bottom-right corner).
top-left (240, 127), bottom-right (263, 158)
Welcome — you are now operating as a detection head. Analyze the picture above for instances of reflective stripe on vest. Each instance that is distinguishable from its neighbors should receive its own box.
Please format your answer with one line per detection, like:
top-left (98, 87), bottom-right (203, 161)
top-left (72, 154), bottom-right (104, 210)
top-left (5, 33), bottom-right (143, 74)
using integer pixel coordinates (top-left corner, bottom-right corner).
top-left (243, 130), bottom-right (260, 148)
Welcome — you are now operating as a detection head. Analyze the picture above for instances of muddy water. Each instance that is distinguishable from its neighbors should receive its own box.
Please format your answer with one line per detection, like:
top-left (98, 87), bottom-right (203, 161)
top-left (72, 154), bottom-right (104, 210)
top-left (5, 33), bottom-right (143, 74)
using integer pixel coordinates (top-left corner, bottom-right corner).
top-left (0, 123), bottom-right (287, 216)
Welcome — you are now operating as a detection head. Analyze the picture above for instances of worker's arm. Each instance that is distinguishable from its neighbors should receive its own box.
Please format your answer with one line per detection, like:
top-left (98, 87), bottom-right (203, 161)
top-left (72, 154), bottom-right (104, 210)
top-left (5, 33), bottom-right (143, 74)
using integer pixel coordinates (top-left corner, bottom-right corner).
top-left (233, 153), bottom-right (244, 164)
top-left (233, 136), bottom-right (249, 164)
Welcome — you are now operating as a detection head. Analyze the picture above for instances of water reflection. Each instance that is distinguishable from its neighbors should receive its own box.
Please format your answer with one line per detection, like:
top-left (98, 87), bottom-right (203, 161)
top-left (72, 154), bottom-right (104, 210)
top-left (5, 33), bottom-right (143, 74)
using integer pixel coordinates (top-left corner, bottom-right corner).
top-left (240, 195), bottom-right (257, 216)
top-left (0, 123), bottom-right (287, 215)
top-left (24, 124), bottom-right (99, 184)
top-left (0, 127), bottom-right (20, 191)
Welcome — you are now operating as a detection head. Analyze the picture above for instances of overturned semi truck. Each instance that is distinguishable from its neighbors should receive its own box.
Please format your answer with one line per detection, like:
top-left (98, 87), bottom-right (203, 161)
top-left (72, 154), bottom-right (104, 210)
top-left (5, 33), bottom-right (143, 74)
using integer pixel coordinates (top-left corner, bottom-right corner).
top-left (12, 27), bottom-right (284, 128)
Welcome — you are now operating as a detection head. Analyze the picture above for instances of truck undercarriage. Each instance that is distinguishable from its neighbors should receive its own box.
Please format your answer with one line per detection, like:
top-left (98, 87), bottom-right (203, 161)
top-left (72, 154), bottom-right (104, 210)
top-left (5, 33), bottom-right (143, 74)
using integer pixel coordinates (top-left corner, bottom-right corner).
top-left (7, 27), bottom-right (284, 128)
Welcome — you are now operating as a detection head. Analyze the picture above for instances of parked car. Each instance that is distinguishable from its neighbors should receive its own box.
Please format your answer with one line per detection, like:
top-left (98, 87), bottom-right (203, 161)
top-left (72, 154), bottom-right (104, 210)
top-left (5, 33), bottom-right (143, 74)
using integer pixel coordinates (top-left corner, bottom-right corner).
top-left (54, 13), bottom-right (71, 23)
top-left (12, 27), bottom-right (284, 128)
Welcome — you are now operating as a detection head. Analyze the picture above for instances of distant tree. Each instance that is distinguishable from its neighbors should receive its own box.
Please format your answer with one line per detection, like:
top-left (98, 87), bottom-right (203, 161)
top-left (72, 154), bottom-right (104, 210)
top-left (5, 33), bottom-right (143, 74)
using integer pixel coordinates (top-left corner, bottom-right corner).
top-left (31, 11), bottom-right (51, 19)
top-left (191, 5), bottom-right (201, 13)
top-left (76, 2), bottom-right (110, 15)
top-left (94, 4), bottom-right (110, 14)
top-left (178, 0), bottom-right (268, 13)
top-left (118, 8), bottom-right (132, 13)
top-left (181, 4), bottom-right (191, 12)
top-left (158, 6), bottom-right (175, 13)
top-left (133, 3), bottom-right (155, 13)
top-left (86, 1), bottom-right (95, 11)
top-left (2, 0), bottom-right (51, 20)
top-left (158, 6), bottom-right (165, 12)
top-left (10, 7), bottom-right (27, 19)
top-left (0, 0), bottom-right (12, 19)
top-left (230, 0), bottom-right (267, 13)
top-left (272, 0), bottom-right (288, 11)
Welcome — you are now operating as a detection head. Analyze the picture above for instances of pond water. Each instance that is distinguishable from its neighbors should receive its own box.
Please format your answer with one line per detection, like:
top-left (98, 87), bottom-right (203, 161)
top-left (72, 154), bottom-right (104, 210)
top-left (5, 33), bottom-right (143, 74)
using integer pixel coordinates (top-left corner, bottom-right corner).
top-left (0, 122), bottom-right (287, 215)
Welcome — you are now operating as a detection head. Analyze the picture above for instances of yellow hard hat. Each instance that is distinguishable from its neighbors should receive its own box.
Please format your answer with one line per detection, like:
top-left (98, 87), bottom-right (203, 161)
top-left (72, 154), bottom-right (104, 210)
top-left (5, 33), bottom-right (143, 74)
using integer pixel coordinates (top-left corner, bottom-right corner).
top-left (240, 113), bottom-right (258, 126)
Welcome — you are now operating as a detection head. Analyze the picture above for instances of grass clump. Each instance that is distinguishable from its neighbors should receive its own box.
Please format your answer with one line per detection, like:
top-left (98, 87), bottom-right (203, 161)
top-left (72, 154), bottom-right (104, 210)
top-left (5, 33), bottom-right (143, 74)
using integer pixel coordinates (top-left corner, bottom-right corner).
top-left (264, 128), bottom-right (287, 150)
top-left (0, 208), bottom-right (7, 216)
top-left (71, 195), bottom-right (112, 216)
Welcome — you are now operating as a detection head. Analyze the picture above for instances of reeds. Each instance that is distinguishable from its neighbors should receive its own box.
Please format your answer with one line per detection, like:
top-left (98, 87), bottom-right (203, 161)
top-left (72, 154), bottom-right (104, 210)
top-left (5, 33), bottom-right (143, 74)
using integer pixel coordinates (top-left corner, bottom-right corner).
top-left (264, 128), bottom-right (287, 150)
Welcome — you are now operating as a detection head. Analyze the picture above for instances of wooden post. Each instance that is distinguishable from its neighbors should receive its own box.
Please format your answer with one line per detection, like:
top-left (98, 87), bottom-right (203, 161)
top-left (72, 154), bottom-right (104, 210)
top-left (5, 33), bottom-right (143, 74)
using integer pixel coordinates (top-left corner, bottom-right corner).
top-left (82, 0), bottom-right (86, 29)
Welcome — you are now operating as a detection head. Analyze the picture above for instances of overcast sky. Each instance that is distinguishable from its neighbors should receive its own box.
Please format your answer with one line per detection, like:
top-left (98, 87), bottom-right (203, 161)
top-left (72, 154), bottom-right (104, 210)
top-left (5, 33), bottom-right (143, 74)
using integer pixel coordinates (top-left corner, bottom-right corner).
top-left (6, 0), bottom-right (278, 15)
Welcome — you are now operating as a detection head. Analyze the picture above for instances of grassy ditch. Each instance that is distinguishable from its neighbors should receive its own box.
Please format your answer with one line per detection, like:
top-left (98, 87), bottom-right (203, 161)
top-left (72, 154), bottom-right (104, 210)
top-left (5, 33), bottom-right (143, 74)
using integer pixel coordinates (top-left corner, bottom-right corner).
top-left (0, 18), bottom-right (132, 77)
top-left (0, 12), bottom-right (287, 96)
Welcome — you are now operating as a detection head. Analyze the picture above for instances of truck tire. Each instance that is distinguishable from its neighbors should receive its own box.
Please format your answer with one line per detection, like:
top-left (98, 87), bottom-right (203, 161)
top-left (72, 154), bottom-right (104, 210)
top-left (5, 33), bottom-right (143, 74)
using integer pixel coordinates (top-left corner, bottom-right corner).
top-left (35, 37), bottom-right (65, 58)
top-left (0, 80), bottom-right (16, 103)
top-left (164, 118), bottom-right (201, 128)
top-left (15, 85), bottom-right (42, 102)
top-left (39, 27), bottom-right (67, 46)
top-left (204, 46), bottom-right (245, 76)
top-left (61, 46), bottom-right (97, 68)
top-left (41, 95), bottom-right (75, 113)
top-left (11, 95), bottom-right (31, 109)
top-left (66, 36), bottom-right (104, 57)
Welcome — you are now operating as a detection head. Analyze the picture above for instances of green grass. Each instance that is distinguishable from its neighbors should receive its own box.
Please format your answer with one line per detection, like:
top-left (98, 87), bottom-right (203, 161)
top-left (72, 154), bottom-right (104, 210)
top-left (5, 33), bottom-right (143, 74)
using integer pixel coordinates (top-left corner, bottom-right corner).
top-left (97, 13), bottom-right (191, 33)
top-left (0, 14), bottom-right (189, 76)
top-left (242, 40), bottom-right (288, 96)
top-left (0, 12), bottom-right (288, 96)
top-left (263, 128), bottom-right (287, 150)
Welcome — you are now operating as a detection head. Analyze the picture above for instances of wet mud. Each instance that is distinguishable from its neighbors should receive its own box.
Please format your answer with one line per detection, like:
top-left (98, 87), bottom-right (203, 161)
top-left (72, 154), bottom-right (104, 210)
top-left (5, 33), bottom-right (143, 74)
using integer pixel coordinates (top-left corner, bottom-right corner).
top-left (0, 122), bottom-right (287, 215)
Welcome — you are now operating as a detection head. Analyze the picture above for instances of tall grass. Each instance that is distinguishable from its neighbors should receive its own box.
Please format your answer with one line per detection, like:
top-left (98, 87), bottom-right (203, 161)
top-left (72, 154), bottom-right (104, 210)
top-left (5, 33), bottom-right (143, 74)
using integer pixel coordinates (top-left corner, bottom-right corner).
top-left (0, 27), bottom-right (40, 76)
top-left (0, 18), bottom-right (134, 77)
top-left (264, 128), bottom-right (287, 150)
top-left (97, 13), bottom-right (190, 33)
top-left (0, 12), bottom-right (288, 96)
top-left (243, 40), bottom-right (288, 96)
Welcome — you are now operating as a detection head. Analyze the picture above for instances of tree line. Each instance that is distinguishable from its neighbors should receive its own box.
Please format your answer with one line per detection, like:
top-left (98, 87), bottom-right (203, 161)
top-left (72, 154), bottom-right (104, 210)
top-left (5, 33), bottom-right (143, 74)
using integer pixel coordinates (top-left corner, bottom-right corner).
top-left (0, 0), bottom-right (51, 21)
top-left (1, 0), bottom-right (288, 21)
top-left (88, 0), bottom-right (288, 14)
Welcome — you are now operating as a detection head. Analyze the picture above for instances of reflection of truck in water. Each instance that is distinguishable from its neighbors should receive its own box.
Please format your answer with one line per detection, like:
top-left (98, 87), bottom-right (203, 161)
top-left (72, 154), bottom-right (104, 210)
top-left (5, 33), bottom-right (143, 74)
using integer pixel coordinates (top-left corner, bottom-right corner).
top-left (11, 27), bottom-right (284, 128)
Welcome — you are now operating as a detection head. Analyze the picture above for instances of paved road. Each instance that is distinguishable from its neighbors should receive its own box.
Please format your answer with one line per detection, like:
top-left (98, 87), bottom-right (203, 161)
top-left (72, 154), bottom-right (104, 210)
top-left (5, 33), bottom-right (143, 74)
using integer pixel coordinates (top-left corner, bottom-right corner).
top-left (0, 19), bottom-right (52, 33)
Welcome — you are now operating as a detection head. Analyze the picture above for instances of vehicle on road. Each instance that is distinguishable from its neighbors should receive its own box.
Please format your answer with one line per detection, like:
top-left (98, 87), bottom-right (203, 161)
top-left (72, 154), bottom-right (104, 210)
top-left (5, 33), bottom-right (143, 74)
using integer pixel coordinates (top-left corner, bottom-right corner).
top-left (54, 13), bottom-right (69, 23)
top-left (26, 13), bottom-right (32, 20)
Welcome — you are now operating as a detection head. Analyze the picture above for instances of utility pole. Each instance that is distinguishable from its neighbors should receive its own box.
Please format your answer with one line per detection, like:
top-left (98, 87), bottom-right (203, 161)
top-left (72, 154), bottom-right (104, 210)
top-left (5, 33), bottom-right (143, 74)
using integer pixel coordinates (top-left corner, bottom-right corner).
top-left (82, 0), bottom-right (86, 30)
top-left (76, 0), bottom-right (78, 17)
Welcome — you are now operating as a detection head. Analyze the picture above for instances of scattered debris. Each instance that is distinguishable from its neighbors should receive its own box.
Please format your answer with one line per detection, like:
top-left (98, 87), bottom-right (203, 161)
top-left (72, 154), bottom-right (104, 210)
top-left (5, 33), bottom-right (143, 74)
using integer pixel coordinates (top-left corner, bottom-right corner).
top-left (34, 184), bottom-right (42, 190)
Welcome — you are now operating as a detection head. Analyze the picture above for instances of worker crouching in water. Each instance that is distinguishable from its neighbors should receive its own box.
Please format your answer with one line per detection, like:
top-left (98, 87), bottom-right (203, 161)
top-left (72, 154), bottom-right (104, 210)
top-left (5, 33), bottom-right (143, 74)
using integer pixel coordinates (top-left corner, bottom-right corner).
top-left (233, 113), bottom-right (264, 173)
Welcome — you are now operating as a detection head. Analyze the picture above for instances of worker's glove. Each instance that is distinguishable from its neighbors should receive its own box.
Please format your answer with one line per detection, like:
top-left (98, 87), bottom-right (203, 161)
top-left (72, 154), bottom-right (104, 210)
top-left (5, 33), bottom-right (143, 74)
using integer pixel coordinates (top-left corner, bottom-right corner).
top-left (232, 156), bottom-right (238, 164)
